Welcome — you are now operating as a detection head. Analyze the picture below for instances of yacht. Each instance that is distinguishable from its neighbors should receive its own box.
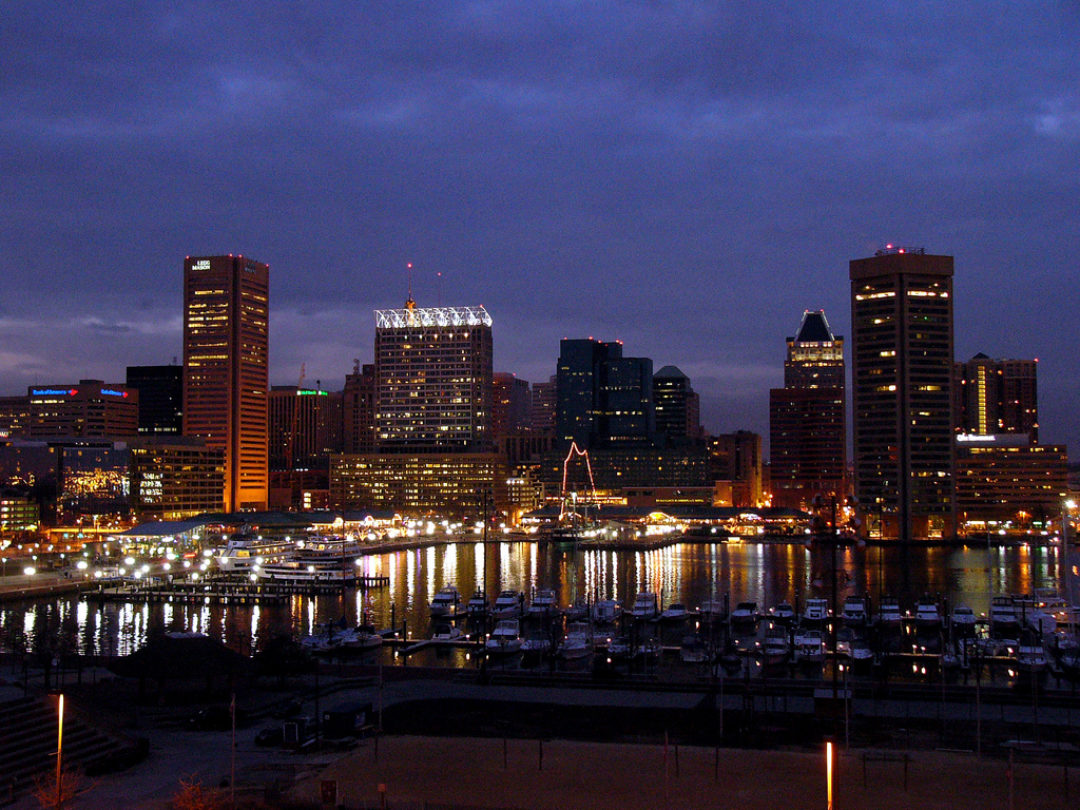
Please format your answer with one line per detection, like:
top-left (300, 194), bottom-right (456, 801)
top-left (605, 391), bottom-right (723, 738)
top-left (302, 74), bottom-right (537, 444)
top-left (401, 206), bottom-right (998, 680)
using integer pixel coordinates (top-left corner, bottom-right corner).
top-left (769, 602), bottom-right (796, 625)
top-left (429, 586), bottom-right (461, 619)
top-left (762, 626), bottom-right (791, 667)
top-left (559, 621), bottom-right (595, 660)
top-left (630, 592), bottom-right (659, 621)
top-left (950, 605), bottom-right (978, 637)
top-left (521, 631), bottom-right (554, 665)
top-left (485, 619), bottom-right (523, 656)
top-left (432, 622), bottom-right (463, 641)
top-left (699, 599), bottom-right (728, 624)
top-left (215, 535), bottom-right (298, 575)
top-left (878, 597), bottom-right (902, 633)
top-left (492, 590), bottom-right (523, 619)
top-left (914, 598), bottom-right (942, 632)
top-left (802, 598), bottom-right (830, 626)
top-left (730, 601), bottom-right (759, 631)
top-left (466, 591), bottom-right (489, 618)
top-left (255, 536), bottom-right (365, 582)
top-left (591, 599), bottom-right (622, 626)
top-left (659, 602), bottom-right (690, 623)
top-left (528, 589), bottom-right (558, 618)
top-left (794, 629), bottom-right (827, 666)
top-left (841, 596), bottom-right (870, 628)
top-left (990, 596), bottom-right (1020, 639)
top-left (680, 633), bottom-right (709, 664)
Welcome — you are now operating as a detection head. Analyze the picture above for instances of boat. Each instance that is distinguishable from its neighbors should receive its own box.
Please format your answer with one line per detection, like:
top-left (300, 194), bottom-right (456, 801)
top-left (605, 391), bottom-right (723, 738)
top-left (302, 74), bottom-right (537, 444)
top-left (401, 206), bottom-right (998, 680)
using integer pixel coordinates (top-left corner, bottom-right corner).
top-left (762, 627), bottom-right (791, 667)
top-left (802, 598), bottom-right (830, 627)
top-left (1014, 640), bottom-right (1048, 678)
top-left (990, 596), bottom-right (1020, 639)
top-left (485, 619), bottom-right (523, 656)
top-left (255, 536), bottom-right (365, 582)
top-left (606, 635), bottom-right (632, 661)
top-left (432, 622), bottom-right (463, 641)
top-left (429, 586), bottom-right (461, 618)
top-left (300, 623), bottom-right (382, 655)
top-left (850, 637), bottom-right (874, 670)
top-left (528, 588), bottom-right (558, 618)
top-left (769, 602), bottom-right (796, 625)
top-left (878, 597), bottom-right (903, 633)
top-left (793, 629), bottom-right (827, 666)
top-left (521, 631), bottom-right (554, 665)
top-left (660, 603), bottom-right (690, 623)
top-left (730, 601), bottom-right (759, 631)
top-left (699, 598), bottom-right (728, 624)
top-left (950, 605), bottom-right (978, 637)
top-left (559, 621), bottom-right (595, 660)
top-left (215, 535), bottom-right (298, 574)
top-left (466, 590), bottom-right (489, 618)
top-left (841, 596), bottom-right (870, 628)
top-left (835, 627), bottom-right (856, 659)
top-left (1025, 608), bottom-right (1057, 638)
top-left (591, 599), bottom-right (622, 626)
top-left (680, 633), bottom-right (709, 664)
top-left (565, 597), bottom-right (590, 623)
top-left (914, 598), bottom-right (942, 632)
top-left (492, 590), bottom-right (524, 618)
top-left (630, 592), bottom-right (659, 621)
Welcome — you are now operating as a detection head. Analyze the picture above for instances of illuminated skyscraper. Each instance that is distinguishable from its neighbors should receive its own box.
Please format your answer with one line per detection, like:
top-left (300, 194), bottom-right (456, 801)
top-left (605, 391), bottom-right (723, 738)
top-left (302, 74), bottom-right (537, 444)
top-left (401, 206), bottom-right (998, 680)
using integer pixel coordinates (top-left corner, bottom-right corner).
top-left (769, 310), bottom-right (846, 509)
top-left (182, 255), bottom-right (269, 512)
top-left (850, 247), bottom-right (954, 540)
top-left (653, 365), bottom-right (701, 442)
top-left (374, 298), bottom-right (493, 452)
top-left (954, 354), bottom-right (1038, 442)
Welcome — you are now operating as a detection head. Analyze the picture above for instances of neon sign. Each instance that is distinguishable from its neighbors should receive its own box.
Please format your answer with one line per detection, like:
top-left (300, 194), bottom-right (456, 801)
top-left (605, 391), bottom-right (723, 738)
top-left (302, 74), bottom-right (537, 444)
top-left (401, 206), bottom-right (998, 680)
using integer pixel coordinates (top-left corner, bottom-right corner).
top-left (100, 389), bottom-right (129, 397)
top-left (31, 389), bottom-right (77, 396)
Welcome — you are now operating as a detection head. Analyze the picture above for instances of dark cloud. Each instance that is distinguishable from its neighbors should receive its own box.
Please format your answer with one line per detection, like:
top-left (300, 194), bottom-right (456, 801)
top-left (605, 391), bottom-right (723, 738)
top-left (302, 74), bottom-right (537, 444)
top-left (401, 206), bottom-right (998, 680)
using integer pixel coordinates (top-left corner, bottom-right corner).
top-left (1, 1), bottom-right (1078, 447)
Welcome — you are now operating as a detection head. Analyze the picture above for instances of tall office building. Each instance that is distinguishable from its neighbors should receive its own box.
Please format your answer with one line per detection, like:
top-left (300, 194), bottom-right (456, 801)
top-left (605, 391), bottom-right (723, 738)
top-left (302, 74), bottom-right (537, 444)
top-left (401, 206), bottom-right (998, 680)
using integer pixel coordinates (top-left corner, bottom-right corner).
top-left (342, 363), bottom-right (376, 454)
top-left (492, 373), bottom-right (531, 441)
top-left (26, 381), bottom-right (138, 438)
top-left (850, 247), bottom-right (954, 540)
top-left (653, 366), bottom-right (701, 442)
top-left (374, 298), bottom-right (493, 452)
top-left (268, 385), bottom-right (342, 470)
top-left (769, 310), bottom-right (846, 509)
top-left (954, 354), bottom-right (1038, 442)
top-left (182, 254), bottom-right (269, 512)
top-left (555, 339), bottom-right (653, 449)
top-left (126, 364), bottom-right (183, 435)
top-left (530, 376), bottom-right (557, 432)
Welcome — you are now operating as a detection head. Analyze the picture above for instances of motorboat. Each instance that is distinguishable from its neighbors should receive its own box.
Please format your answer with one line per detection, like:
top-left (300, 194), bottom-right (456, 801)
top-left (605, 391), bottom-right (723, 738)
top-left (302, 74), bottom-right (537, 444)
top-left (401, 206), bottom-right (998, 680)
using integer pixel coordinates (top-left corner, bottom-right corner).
top-left (990, 596), bottom-right (1020, 639)
top-left (1025, 608), bottom-right (1057, 638)
top-left (492, 590), bottom-right (524, 618)
top-left (914, 598), bottom-right (942, 632)
top-left (835, 627), bottom-right (855, 659)
top-left (950, 605), bottom-right (978, 637)
top-left (850, 637), bottom-right (874, 670)
top-left (769, 602), bottom-right (796, 625)
top-left (730, 601), bottom-right (759, 631)
top-left (528, 588), bottom-right (558, 618)
top-left (429, 586), bottom-right (461, 619)
top-left (432, 622), bottom-right (463, 641)
top-left (659, 602), bottom-right (690, 622)
top-left (466, 590), bottom-right (489, 618)
top-left (802, 598), bottom-right (830, 626)
top-left (680, 633), bottom-right (709, 664)
top-left (630, 592), bottom-right (659, 621)
top-left (485, 619), bottom-right (523, 656)
top-left (559, 621), bottom-right (595, 660)
top-left (521, 631), bottom-right (554, 665)
top-left (762, 627), bottom-right (791, 667)
top-left (699, 599), bottom-right (728, 624)
top-left (878, 597), bottom-right (902, 633)
top-left (591, 599), bottom-right (622, 626)
top-left (841, 596), bottom-right (870, 628)
top-left (794, 629), bottom-right (827, 666)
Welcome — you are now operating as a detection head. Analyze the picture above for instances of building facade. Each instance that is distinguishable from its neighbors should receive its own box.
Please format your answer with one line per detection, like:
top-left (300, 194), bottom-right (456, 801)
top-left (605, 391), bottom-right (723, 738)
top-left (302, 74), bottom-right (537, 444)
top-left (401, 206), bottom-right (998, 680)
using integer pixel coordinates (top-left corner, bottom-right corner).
top-left (492, 373), bottom-right (531, 441)
top-left (954, 434), bottom-right (1067, 527)
top-left (530, 376), bottom-right (557, 432)
top-left (954, 354), bottom-right (1038, 442)
top-left (769, 310), bottom-right (846, 510)
top-left (129, 439), bottom-right (227, 521)
top-left (126, 365), bottom-right (183, 435)
top-left (26, 381), bottom-right (138, 438)
top-left (268, 386), bottom-right (342, 471)
top-left (342, 363), bottom-right (376, 454)
top-left (653, 366), bottom-right (701, 442)
top-left (374, 300), bottom-right (493, 453)
top-left (850, 247), bottom-right (955, 540)
top-left (182, 255), bottom-right (269, 511)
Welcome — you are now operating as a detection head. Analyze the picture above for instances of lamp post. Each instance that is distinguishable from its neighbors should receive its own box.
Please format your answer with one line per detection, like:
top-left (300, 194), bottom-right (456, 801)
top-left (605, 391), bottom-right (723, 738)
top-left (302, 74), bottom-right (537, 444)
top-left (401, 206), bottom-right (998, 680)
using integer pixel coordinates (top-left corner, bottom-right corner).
top-left (55, 693), bottom-right (64, 810)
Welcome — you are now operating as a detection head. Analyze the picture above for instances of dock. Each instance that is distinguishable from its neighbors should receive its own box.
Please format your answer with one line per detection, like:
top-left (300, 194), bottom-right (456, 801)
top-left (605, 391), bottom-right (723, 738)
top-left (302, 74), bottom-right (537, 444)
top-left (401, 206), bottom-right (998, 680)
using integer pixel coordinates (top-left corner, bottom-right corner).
top-left (87, 575), bottom-right (391, 605)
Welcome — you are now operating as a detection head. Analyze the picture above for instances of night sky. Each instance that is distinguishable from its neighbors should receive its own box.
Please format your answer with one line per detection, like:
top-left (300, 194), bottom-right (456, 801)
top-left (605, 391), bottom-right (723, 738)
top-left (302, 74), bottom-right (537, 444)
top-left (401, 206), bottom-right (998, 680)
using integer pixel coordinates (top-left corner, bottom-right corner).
top-left (3, 3), bottom-right (1078, 451)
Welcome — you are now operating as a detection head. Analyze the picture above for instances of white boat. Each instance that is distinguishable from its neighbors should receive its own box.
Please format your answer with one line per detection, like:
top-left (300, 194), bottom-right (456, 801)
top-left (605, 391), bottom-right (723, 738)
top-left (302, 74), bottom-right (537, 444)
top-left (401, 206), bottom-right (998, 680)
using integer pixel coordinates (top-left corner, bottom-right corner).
top-left (429, 586), bottom-right (461, 618)
top-left (680, 633), bottom-right (709, 664)
top-left (485, 619), bottom-right (523, 655)
top-left (521, 631), bottom-right (554, 664)
top-left (215, 535), bottom-right (298, 574)
top-left (492, 590), bottom-right (523, 618)
top-left (850, 638), bottom-right (874, 669)
top-left (432, 622), bottom-right (463, 641)
top-left (803, 598), bottom-right (830, 626)
top-left (1025, 608), bottom-right (1057, 637)
top-left (841, 596), bottom-right (869, 628)
top-left (950, 605), bottom-right (978, 636)
top-left (559, 621), bottom-right (595, 660)
top-left (878, 597), bottom-right (902, 632)
top-left (466, 591), bottom-right (489, 618)
top-left (990, 597), bottom-right (1020, 639)
top-left (660, 603), bottom-right (690, 622)
top-left (762, 627), bottom-right (790, 666)
top-left (794, 629), bottom-right (826, 665)
top-left (1014, 643), bottom-right (1048, 676)
top-left (730, 601), bottom-right (759, 629)
top-left (565, 597), bottom-right (590, 623)
top-left (914, 599), bottom-right (942, 631)
top-left (300, 623), bottom-right (381, 655)
top-left (630, 592), bottom-right (659, 621)
top-left (769, 602), bottom-right (796, 624)
top-left (699, 599), bottom-right (727, 623)
top-left (591, 599), bottom-right (622, 626)
top-left (528, 589), bottom-right (558, 617)
top-left (256, 537), bottom-right (366, 582)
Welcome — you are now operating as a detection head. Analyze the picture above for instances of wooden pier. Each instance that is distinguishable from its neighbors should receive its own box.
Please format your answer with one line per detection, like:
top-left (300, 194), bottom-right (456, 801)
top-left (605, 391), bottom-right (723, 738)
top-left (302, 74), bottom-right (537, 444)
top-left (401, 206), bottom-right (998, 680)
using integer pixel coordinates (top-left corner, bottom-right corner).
top-left (87, 575), bottom-right (391, 605)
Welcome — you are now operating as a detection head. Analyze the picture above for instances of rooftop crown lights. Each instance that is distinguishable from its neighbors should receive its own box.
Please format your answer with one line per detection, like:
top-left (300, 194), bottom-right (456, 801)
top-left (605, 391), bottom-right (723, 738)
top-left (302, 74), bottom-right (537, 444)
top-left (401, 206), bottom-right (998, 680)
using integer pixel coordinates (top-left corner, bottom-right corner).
top-left (374, 305), bottom-right (492, 329)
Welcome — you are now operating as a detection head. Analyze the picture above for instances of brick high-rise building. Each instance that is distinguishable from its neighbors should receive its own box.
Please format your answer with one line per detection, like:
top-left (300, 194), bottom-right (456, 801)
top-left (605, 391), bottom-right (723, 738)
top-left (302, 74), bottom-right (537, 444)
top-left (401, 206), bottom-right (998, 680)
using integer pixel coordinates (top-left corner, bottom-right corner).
top-left (343, 363), bottom-right (376, 454)
top-left (850, 247), bottom-right (955, 540)
top-left (26, 381), bottom-right (138, 438)
top-left (954, 354), bottom-right (1038, 442)
top-left (126, 364), bottom-right (183, 435)
top-left (769, 310), bottom-right (846, 510)
top-left (182, 254), bottom-right (269, 512)
top-left (492, 373), bottom-right (531, 441)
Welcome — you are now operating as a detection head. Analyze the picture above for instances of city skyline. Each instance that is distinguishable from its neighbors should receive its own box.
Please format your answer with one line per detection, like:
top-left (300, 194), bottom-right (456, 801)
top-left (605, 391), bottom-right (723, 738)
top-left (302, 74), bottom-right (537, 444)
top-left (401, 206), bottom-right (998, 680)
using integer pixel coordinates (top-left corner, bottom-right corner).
top-left (2, 4), bottom-right (1078, 450)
